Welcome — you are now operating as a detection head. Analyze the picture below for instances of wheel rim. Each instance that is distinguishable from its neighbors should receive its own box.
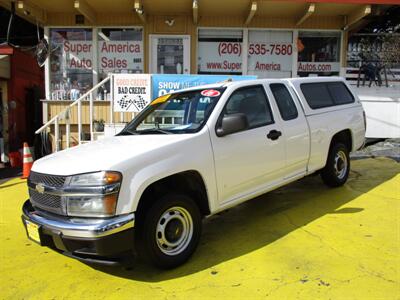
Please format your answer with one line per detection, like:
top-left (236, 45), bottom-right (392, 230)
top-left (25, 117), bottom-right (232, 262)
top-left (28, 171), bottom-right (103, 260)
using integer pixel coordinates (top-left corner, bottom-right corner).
top-left (334, 150), bottom-right (348, 180)
top-left (155, 206), bottom-right (193, 256)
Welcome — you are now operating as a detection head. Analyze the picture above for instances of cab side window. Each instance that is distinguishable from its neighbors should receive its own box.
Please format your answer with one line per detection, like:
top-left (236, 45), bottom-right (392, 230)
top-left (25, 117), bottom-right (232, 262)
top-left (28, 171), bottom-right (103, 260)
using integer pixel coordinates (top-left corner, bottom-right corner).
top-left (270, 83), bottom-right (298, 121)
top-left (223, 85), bottom-right (274, 129)
top-left (327, 82), bottom-right (354, 105)
top-left (301, 82), bottom-right (334, 109)
top-left (301, 81), bottom-right (355, 109)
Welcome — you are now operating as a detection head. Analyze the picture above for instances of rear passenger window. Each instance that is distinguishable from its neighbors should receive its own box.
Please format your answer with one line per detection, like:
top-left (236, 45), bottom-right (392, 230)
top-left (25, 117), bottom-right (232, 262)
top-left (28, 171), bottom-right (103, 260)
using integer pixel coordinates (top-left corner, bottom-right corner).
top-left (327, 82), bottom-right (354, 104)
top-left (301, 82), bottom-right (355, 109)
top-left (300, 83), bottom-right (334, 109)
top-left (223, 85), bottom-right (274, 129)
top-left (270, 83), bottom-right (298, 121)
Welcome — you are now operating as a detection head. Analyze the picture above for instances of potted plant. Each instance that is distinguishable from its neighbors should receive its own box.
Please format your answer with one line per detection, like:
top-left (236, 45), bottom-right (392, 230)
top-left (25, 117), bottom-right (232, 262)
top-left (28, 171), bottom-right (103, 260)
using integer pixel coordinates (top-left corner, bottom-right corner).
top-left (93, 119), bottom-right (105, 132)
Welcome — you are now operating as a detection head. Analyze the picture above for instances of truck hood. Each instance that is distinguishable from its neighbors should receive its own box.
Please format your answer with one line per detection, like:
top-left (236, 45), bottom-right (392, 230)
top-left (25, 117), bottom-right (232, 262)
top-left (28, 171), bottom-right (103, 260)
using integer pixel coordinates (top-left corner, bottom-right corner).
top-left (32, 135), bottom-right (190, 175)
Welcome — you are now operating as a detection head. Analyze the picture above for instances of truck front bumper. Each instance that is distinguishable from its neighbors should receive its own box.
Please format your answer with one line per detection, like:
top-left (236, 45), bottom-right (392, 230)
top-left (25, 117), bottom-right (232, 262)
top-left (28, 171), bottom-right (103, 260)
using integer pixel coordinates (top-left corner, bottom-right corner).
top-left (21, 200), bottom-right (136, 265)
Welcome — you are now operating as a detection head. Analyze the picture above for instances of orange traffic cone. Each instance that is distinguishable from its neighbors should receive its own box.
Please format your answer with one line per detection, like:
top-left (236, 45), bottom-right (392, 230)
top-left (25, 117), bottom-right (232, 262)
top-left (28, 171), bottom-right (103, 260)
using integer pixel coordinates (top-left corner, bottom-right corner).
top-left (21, 142), bottom-right (33, 179)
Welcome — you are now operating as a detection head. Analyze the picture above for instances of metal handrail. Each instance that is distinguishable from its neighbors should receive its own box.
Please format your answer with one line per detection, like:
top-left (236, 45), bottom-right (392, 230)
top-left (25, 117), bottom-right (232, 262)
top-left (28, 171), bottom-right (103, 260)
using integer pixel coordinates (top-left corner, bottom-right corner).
top-left (35, 75), bottom-right (112, 151)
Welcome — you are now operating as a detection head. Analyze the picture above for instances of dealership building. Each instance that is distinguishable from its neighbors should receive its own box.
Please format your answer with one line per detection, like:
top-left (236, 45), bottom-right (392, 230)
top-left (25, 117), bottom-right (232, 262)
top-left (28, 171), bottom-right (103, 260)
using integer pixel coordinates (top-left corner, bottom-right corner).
top-left (2, 0), bottom-right (398, 97)
top-left (0, 0), bottom-right (399, 155)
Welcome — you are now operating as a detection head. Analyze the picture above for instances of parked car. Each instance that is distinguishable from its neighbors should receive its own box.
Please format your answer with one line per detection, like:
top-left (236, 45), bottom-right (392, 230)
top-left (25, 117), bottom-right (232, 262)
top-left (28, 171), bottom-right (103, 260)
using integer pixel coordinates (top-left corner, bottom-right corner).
top-left (22, 77), bottom-right (365, 268)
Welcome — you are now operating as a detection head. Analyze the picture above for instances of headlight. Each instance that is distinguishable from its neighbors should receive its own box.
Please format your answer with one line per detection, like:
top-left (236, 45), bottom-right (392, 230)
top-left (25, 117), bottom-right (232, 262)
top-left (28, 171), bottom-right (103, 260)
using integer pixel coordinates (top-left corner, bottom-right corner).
top-left (69, 171), bottom-right (121, 186)
top-left (66, 194), bottom-right (118, 217)
top-left (65, 171), bottom-right (122, 217)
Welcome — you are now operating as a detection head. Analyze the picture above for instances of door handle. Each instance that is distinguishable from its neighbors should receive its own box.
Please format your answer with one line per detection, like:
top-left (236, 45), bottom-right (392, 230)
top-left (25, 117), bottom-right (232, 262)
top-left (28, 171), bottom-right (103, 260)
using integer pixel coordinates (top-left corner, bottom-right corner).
top-left (267, 130), bottom-right (282, 140)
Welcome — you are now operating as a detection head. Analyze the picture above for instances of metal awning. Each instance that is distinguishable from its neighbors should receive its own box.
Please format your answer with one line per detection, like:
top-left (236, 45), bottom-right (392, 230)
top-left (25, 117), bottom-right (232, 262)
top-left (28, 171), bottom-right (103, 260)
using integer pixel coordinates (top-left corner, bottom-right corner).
top-left (0, 0), bottom-right (398, 29)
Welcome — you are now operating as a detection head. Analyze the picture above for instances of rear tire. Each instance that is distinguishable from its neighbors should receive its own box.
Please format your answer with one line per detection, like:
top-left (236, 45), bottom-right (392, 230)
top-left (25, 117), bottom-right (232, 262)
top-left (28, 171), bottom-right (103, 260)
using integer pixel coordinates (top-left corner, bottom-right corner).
top-left (136, 194), bottom-right (202, 269)
top-left (321, 143), bottom-right (350, 187)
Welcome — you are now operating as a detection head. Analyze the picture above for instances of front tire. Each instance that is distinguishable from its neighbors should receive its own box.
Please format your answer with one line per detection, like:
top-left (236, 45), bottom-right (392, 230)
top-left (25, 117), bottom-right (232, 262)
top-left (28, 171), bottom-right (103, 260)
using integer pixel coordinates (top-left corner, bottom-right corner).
top-left (137, 194), bottom-right (202, 269)
top-left (321, 143), bottom-right (350, 187)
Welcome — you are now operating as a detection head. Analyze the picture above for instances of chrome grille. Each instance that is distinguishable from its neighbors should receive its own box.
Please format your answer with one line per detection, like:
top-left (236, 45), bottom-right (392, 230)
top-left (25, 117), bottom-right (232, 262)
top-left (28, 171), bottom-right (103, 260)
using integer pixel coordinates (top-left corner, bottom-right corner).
top-left (29, 171), bottom-right (67, 188)
top-left (28, 171), bottom-right (67, 215)
top-left (29, 189), bottom-right (64, 215)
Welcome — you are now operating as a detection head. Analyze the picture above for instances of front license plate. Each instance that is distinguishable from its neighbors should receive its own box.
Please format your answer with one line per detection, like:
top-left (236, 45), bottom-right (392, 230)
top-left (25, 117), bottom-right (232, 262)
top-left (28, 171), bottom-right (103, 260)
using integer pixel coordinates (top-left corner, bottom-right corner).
top-left (25, 221), bottom-right (41, 244)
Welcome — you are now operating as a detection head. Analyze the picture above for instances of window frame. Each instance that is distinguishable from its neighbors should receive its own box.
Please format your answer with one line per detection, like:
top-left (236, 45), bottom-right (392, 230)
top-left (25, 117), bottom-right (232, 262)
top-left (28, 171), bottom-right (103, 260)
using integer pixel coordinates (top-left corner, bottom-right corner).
top-left (247, 29), bottom-right (294, 78)
top-left (197, 28), bottom-right (244, 75)
top-left (326, 81), bottom-right (355, 105)
top-left (215, 84), bottom-right (275, 136)
top-left (44, 26), bottom-right (144, 100)
top-left (300, 81), bottom-right (355, 110)
top-left (97, 27), bottom-right (144, 77)
top-left (269, 83), bottom-right (298, 121)
top-left (122, 87), bottom-right (226, 135)
top-left (48, 27), bottom-right (94, 101)
top-left (296, 30), bottom-right (342, 77)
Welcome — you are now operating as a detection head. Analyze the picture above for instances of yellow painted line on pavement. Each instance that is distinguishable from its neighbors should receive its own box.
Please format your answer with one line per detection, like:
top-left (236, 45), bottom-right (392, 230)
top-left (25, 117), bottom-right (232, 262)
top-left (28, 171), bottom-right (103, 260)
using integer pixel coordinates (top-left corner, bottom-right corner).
top-left (0, 157), bottom-right (399, 299)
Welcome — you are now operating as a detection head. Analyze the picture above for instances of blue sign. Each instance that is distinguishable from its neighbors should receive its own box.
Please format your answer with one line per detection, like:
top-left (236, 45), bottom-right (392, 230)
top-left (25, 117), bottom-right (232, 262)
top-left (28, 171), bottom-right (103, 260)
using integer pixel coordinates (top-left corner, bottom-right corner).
top-left (151, 74), bottom-right (257, 99)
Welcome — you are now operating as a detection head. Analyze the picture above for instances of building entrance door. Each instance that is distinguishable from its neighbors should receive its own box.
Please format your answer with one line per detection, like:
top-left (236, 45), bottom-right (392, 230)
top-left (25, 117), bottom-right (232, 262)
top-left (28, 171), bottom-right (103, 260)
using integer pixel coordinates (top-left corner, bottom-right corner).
top-left (149, 35), bottom-right (190, 74)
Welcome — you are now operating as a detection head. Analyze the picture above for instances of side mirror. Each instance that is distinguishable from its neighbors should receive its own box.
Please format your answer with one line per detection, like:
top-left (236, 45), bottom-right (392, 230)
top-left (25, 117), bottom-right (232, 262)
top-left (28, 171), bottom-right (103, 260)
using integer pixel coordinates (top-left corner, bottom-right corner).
top-left (216, 113), bottom-right (249, 137)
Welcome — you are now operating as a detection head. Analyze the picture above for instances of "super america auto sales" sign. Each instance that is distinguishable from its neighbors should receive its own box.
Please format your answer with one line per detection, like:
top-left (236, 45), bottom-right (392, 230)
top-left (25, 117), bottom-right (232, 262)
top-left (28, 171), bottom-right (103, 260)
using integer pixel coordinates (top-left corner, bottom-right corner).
top-left (61, 40), bottom-right (143, 73)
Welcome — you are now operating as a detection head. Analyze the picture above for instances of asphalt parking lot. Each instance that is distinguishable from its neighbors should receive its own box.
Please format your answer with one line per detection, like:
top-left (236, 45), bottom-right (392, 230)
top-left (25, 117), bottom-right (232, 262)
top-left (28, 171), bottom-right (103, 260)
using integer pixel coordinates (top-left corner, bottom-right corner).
top-left (1, 157), bottom-right (399, 299)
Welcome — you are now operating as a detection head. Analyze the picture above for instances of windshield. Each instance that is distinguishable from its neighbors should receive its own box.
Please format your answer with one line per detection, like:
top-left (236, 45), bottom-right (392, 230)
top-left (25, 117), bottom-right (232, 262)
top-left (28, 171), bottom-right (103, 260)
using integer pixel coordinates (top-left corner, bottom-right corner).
top-left (120, 88), bottom-right (225, 135)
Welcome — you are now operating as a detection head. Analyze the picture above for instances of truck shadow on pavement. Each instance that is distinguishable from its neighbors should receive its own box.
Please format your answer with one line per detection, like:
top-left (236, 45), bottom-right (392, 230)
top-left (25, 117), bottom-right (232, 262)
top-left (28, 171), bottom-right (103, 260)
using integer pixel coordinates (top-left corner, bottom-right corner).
top-left (91, 158), bottom-right (399, 282)
top-left (0, 167), bottom-right (22, 185)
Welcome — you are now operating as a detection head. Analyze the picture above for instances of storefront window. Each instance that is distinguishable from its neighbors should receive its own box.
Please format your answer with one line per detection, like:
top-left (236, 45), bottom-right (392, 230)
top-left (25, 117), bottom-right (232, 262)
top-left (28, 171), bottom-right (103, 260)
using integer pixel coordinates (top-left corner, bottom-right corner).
top-left (98, 28), bottom-right (143, 78)
top-left (97, 28), bottom-right (143, 100)
top-left (297, 31), bottom-right (341, 77)
top-left (248, 30), bottom-right (293, 78)
top-left (49, 28), bottom-right (93, 100)
top-left (198, 29), bottom-right (243, 75)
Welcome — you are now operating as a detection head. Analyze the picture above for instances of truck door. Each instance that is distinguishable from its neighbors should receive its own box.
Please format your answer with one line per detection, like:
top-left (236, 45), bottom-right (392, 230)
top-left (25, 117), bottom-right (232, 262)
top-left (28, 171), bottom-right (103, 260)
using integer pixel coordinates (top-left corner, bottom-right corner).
top-left (210, 85), bottom-right (286, 205)
top-left (267, 83), bottom-right (310, 178)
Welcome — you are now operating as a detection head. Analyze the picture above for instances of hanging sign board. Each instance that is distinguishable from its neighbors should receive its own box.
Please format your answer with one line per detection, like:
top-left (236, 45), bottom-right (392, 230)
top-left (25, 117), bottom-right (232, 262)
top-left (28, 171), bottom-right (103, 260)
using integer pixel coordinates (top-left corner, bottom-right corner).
top-left (113, 74), bottom-right (151, 112)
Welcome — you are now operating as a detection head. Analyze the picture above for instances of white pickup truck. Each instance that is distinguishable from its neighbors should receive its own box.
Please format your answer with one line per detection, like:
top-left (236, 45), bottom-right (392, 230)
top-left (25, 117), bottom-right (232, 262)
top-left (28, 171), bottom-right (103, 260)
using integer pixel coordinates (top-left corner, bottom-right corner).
top-left (22, 77), bottom-right (365, 268)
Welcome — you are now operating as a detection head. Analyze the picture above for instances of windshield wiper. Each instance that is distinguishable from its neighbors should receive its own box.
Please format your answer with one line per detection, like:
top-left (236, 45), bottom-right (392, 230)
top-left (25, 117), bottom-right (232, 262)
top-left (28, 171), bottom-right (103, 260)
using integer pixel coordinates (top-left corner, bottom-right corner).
top-left (134, 128), bottom-right (172, 135)
top-left (118, 129), bottom-right (138, 136)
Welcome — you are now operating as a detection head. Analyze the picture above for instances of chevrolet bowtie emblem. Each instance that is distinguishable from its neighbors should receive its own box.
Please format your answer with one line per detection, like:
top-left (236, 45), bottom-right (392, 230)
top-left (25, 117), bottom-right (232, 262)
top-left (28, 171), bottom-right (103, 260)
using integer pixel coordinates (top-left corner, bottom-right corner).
top-left (35, 183), bottom-right (45, 194)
